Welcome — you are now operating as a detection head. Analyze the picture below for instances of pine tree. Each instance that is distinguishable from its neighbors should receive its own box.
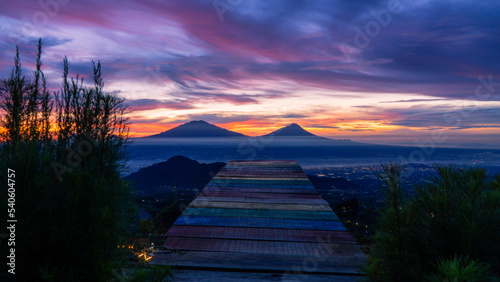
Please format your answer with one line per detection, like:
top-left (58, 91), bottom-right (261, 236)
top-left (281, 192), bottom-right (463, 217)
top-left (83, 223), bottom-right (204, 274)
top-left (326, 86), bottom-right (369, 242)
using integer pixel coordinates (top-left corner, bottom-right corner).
top-left (365, 162), bottom-right (414, 281)
top-left (0, 40), bottom-right (136, 281)
top-left (365, 163), bottom-right (500, 281)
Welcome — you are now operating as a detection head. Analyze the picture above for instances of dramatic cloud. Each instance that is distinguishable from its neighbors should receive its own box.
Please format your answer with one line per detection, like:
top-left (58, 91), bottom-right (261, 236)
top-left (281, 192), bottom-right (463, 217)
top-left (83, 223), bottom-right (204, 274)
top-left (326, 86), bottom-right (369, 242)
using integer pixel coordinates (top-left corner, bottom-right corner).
top-left (0, 0), bottom-right (499, 145)
top-left (126, 98), bottom-right (195, 111)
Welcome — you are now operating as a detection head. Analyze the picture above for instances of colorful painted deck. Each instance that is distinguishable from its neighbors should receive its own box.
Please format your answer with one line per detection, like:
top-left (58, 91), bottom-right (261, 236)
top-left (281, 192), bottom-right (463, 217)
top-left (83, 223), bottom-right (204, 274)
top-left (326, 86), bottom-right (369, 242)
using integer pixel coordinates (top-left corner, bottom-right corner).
top-left (151, 160), bottom-right (366, 280)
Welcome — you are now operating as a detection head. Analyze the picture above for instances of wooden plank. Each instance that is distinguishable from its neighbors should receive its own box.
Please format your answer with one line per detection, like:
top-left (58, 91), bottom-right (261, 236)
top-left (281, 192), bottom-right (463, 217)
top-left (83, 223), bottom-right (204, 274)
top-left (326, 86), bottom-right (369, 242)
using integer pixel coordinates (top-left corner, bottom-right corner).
top-left (218, 171), bottom-right (307, 176)
top-left (182, 208), bottom-right (339, 220)
top-left (202, 187), bottom-right (318, 194)
top-left (209, 179), bottom-right (312, 185)
top-left (166, 226), bottom-right (355, 243)
top-left (216, 170), bottom-right (306, 174)
top-left (225, 160), bottom-right (300, 166)
top-left (151, 251), bottom-right (365, 275)
top-left (205, 183), bottom-right (316, 189)
top-left (214, 176), bottom-right (308, 180)
top-left (173, 216), bottom-right (347, 231)
top-left (188, 201), bottom-right (333, 211)
top-left (193, 196), bottom-right (329, 205)
top-left (199, 191), bottom-right (323, 199)
top-left (171, 269), bottom-right (362, 282)
top-left (164, 237), bottom-right (362, 256)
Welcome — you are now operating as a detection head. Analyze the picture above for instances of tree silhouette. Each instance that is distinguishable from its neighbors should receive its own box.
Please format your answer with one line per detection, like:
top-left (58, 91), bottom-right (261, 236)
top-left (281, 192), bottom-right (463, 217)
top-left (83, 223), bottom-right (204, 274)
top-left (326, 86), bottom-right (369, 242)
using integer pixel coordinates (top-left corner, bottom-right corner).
top-left (365, 163), bottom-right (500, 281)
top-left (0, 40), bottom-right (136, 281)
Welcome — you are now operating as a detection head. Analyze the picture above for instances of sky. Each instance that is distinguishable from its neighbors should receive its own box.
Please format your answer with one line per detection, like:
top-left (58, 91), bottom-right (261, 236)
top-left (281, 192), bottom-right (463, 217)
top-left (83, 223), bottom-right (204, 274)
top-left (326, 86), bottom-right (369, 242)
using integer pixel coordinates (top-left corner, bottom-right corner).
top-left (0, 0), bottom-right (499, 147)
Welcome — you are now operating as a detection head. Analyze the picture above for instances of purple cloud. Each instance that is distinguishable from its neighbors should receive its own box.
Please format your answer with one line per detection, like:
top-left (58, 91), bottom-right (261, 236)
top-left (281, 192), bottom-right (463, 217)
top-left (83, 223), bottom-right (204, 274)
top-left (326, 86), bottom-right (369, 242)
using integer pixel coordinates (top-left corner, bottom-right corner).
top-left (1, 0), bottom-right (499, 143)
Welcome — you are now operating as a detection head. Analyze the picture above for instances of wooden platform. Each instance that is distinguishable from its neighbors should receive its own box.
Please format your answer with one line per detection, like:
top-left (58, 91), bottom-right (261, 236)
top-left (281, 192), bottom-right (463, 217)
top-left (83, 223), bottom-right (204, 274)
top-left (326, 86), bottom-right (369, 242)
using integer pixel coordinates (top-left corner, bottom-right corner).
top-left (151, 160), bottom-right (366, 280)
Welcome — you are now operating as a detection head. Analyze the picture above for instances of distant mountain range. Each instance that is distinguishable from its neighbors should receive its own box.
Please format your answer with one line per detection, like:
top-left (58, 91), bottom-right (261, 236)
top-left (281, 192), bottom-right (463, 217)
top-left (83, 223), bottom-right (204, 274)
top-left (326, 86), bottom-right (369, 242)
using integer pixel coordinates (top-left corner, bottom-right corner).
top-left (144, 120), bottom-right (355, 143)
top-left (128, 120), bottom-right (498, 169)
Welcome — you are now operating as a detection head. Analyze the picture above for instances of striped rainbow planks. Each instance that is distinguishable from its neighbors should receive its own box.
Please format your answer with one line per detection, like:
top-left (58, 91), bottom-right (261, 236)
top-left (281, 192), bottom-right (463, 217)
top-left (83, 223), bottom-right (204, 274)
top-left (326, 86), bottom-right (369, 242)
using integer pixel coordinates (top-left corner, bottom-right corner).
top-left (152, 160), bottom-right (366, 277)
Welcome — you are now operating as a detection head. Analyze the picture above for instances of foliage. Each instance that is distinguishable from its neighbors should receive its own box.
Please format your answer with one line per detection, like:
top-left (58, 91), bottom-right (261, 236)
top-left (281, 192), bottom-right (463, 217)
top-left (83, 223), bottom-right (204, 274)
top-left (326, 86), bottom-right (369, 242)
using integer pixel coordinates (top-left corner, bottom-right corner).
top-left (132, 265), bottom-right (173, 282)
top-left (138, 219), bottom-right (156, 234)
top-left (0, 40), bottom-right (136, 281)
top-left (365, 163), bottom-right (500, 281)
top-left (365, 162), bottom-right (414, 281)
top-left (426, 255), bottom-right (496, 282)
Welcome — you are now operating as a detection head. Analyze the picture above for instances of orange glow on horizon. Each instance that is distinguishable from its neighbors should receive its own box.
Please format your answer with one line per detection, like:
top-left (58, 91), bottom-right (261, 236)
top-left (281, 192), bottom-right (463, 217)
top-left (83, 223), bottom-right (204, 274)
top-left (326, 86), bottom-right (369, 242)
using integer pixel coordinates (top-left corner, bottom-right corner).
top-left (128, 119), bottom-right (447, 139)
top-left (1, 119), bottom-right (497, 146)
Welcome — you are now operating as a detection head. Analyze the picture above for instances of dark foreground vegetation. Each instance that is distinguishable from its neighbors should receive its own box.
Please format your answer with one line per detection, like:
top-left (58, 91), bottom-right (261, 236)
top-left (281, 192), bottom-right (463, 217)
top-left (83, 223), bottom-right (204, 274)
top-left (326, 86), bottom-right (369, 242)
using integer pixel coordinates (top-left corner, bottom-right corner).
top-left (0, 41), bottom-right (171, 281)
top-left (365, 163), bottom-right (500, 281)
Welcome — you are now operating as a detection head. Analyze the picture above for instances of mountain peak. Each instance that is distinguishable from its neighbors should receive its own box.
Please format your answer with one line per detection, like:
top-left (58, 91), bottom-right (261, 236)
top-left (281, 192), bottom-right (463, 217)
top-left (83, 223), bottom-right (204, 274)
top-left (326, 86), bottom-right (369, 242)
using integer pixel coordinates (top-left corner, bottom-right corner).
top-left (147, 120), bottom-right (246, 138)
top-left (264, 123), bottom-right (316, 137)
top-left (185, 120), bottom-right (210, 125)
